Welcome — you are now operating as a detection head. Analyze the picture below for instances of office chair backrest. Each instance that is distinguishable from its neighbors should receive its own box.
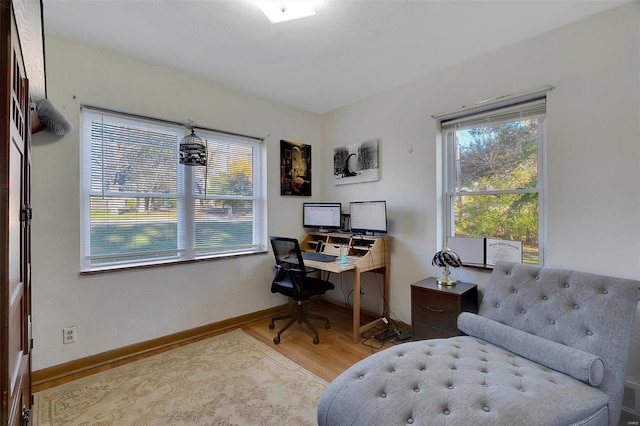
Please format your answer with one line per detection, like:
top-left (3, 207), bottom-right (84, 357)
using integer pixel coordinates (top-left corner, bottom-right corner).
top-left (270, 236), bottom-right (309, 296)
top-left (270, 236), bottom-right (307, 273)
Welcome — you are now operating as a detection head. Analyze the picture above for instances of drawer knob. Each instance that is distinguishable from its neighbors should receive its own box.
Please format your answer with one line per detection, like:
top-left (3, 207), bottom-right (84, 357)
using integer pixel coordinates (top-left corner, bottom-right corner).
top-left (426, 306), bottom-right (443, 313)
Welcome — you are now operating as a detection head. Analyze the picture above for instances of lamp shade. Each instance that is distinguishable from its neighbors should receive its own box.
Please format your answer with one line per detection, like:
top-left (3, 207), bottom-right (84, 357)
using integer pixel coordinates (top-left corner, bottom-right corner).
top-left (432, 247), bottom-right (462, 286)
top-left (432, 248), bottom-right (462, 268)
top-left (180, 129), bottom-right (207, 166)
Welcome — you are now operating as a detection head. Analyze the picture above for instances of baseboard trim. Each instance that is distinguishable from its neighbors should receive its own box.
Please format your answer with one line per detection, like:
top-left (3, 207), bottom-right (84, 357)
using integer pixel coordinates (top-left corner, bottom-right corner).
top-left (32, 304), bottom-right (286, 389)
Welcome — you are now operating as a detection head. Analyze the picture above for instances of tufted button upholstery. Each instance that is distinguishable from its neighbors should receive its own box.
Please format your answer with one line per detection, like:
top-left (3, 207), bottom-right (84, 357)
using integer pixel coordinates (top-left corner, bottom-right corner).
top-left (317, 336), bottom-right (610, 426)
top-left (318, 262), bottom-right (640, 426)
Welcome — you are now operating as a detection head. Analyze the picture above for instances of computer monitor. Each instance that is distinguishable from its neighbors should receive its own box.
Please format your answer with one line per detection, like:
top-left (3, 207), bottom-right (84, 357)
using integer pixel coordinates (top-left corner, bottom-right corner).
top-left (303, 203), bottom-right (342, 232)
top-left (349, 200), bottom-right (387, 235)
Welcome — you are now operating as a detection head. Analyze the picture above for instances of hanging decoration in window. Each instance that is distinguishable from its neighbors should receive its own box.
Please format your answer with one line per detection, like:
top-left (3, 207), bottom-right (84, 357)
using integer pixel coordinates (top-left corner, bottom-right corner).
top-left (180, 121), bottom-right (208, 166)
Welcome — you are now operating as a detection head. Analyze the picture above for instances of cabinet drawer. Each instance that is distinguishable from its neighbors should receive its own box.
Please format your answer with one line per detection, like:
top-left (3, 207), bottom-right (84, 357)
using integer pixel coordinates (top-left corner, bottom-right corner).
top-left (412, 293), bottom-right (459, 332)
top-left (412, 323), bottom-right (459, 340)
top-left (410, 278), bottom-right (478, 342)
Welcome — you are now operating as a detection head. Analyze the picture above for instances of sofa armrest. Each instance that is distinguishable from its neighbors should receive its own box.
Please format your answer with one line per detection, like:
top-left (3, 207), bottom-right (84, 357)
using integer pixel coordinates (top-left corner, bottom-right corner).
top-left (458, 312), bottom-right (604, 386)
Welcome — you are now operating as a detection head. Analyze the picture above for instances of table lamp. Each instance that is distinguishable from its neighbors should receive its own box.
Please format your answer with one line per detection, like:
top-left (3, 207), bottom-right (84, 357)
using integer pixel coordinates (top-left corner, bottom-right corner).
top-left (432, 247), bottom-right (462, 286)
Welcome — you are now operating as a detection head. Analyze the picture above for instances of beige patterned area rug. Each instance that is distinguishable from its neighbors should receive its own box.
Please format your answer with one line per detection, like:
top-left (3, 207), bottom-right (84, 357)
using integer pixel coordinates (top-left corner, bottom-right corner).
top-left (34, 329), bottom-right (328, 425)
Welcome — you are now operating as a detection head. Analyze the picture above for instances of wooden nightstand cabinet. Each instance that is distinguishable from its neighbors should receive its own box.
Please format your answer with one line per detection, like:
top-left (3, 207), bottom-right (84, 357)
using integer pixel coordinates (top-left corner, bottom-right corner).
top-left (411, 277), bottom-right (478, 341)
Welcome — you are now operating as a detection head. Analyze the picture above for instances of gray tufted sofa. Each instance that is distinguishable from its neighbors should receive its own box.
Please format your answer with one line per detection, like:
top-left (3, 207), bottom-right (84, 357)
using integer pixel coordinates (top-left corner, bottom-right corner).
top-left (317, 262), bottom-right (640, 426)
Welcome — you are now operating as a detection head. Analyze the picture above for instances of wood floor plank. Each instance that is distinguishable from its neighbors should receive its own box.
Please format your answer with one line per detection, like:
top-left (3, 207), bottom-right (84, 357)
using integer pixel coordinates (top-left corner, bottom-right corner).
top-left (243, 301), bottom-right (398, 382)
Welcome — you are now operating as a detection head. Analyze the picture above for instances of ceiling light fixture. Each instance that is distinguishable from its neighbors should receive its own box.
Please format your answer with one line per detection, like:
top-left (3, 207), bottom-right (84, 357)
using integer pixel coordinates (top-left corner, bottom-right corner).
top-left (257, 1), bottom-right (317, 24)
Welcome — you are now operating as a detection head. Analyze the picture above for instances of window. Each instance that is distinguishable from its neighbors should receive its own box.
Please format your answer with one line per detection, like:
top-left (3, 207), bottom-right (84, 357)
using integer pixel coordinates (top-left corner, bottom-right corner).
top-left (80, 107), bottom-right (266, 272)
top-left (441, 98), bottom-right (546, 265)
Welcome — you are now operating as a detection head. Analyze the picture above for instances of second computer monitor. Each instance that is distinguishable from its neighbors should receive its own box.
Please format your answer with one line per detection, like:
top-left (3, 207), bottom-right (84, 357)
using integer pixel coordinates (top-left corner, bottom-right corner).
top-left (349, 200), bottom-right (387, 234)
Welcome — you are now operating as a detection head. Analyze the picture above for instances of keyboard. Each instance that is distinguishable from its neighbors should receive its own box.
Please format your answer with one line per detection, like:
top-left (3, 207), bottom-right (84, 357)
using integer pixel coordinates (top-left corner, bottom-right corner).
top-left (302, 252), bottom-right (338, 263)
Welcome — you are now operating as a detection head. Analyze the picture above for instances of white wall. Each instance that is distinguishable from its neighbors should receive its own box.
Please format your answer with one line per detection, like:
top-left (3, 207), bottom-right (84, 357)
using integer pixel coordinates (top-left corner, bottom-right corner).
top-left (31, 37), bottom-right (325, 370)
top-left (322, 2), bottom-right (640, 381)
top-left (33, 2), bottom-right (640, 385)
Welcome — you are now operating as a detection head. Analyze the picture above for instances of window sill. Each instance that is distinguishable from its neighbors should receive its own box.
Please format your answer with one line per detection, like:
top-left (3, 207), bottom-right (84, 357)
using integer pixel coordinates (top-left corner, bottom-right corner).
top-left (461, 263), bottom-right (494, 271)
top-left (80, 250), bottom-right (268, 275)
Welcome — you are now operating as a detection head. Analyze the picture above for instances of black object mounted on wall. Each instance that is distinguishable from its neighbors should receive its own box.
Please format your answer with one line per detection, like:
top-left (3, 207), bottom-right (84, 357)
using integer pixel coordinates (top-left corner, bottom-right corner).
top-left (31, 98), bottom-right (73, 136)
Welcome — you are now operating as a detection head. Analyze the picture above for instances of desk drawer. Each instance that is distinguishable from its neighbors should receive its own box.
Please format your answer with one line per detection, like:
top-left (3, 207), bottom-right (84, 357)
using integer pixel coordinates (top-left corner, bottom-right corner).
top-left (323, 244), bottom-right (347, 255)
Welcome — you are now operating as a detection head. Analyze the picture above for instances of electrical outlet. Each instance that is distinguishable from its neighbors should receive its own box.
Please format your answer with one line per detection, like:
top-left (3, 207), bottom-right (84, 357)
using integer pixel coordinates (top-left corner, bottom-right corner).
top-left (63, 326), bottom-right (76, 344)
top-left (623, 380), bottom-right (640, 416)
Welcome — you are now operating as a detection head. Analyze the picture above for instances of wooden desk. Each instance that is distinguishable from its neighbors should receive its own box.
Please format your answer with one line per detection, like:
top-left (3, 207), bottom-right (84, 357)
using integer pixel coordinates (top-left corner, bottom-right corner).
top-left (301, 232), bottom-right (390, 343)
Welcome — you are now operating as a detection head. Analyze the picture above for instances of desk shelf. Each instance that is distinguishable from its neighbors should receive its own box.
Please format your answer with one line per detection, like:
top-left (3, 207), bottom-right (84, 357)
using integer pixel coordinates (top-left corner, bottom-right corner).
top-left (302, 232), bottom-right (387, 267)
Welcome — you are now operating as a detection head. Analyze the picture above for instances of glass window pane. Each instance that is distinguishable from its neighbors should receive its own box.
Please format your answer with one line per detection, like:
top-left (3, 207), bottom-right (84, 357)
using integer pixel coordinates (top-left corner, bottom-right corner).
top-left (194, 199), bottom-right (254, 250)
top-left (89, 196), bottom-right (178, 260)
top-left (455, 119), bottom-right (538, 192)
top-left (89, 121), bottom-right (178, 194)
top-left (194, 142), bottom-right (254, 197)
top-left (453, 193), bottom-right (539, 264)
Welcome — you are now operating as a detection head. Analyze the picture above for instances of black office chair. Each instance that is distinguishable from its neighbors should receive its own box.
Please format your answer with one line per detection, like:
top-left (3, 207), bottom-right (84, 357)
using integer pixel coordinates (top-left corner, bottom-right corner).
top-left (269, 236), bottom-right (335, 344)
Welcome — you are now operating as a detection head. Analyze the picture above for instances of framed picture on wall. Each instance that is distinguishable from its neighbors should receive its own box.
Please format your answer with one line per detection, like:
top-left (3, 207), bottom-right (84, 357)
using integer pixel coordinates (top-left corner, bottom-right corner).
top-left (333, 138), bottom-right (379, 185)
top-left (280, 139), bottom-right (311, 196)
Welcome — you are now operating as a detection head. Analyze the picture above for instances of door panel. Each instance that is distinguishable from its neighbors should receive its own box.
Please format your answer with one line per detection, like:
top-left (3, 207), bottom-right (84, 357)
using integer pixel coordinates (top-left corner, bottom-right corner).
top-left (9, 112), bottom-right (27, 426)
top-left (2, 3), bottom-right (32, 424)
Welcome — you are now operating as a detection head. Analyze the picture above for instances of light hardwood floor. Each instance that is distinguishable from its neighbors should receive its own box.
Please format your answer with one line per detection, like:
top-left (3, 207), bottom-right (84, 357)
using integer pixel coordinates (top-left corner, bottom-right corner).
top-left (243, 301), bottom-right (401, 383)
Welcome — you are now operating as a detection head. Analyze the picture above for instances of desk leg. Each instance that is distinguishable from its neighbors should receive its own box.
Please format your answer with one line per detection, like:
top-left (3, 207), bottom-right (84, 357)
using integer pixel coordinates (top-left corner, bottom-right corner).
top-left (353, 266), bottom-right (389, 343)
top-left (353, 267), bottom-right (389, 343)
top-left (383, 265), bottom-right (390, 317)
top-left (352, 269), bottom-right (361, 343)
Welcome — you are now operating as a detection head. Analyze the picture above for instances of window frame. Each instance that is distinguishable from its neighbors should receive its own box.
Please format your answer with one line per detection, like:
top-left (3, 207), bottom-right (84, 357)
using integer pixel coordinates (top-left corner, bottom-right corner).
top-left (79, 106), bottom-right (267, 273)
top-left (440, 97), bottom-right (547, 266)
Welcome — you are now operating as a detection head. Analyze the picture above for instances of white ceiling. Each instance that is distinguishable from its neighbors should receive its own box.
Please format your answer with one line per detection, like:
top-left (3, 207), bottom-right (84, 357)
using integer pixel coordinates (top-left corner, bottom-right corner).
top-left (42, 0), bottom-right (631, 114)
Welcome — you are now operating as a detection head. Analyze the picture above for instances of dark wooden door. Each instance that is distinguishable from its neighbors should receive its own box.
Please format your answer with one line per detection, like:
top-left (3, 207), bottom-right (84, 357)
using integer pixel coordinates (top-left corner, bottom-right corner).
top-left (1, 3), bottom-right (33, 424)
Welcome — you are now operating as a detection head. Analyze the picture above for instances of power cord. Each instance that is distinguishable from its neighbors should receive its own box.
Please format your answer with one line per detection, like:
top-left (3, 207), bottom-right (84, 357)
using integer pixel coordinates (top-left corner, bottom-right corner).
top-left (360, 325), bottom-right (391, 352)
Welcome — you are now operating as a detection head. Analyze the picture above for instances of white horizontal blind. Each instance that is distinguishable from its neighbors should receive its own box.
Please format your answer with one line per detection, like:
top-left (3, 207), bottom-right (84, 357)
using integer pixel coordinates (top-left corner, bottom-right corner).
top-left (441, 98), bottom-right (546, 132)
top-left (80, 107), bottom-right (265, 271)
top-left (193, 131), bottom-right (263, 255)
top-left (81, 109), bottom-right (182, 268)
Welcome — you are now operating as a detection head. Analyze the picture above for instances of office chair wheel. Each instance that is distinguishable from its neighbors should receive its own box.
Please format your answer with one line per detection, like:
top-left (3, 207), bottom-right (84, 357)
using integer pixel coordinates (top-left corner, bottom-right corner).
top-left (268, 321), bottom-right (275, 329)
top-left (313, 336), bottom-right (319, 344)
top-left (274, 335), bottom-right (281, 344)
